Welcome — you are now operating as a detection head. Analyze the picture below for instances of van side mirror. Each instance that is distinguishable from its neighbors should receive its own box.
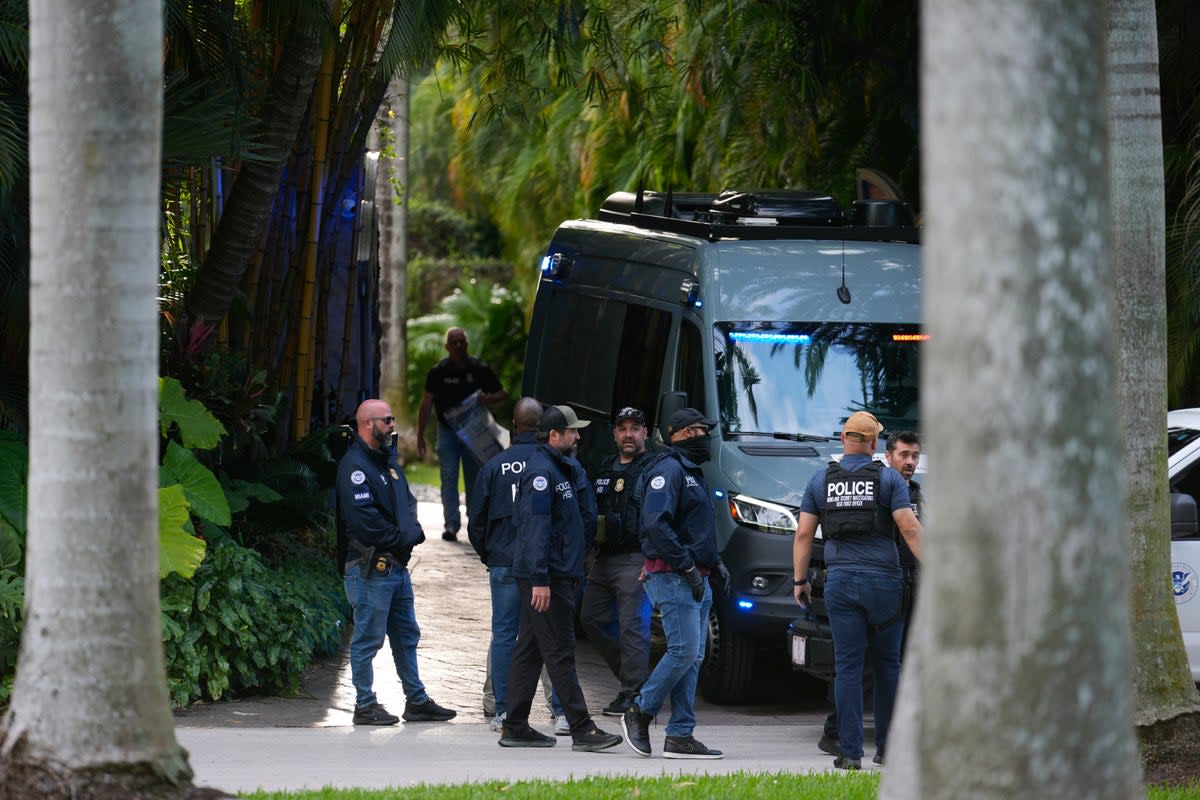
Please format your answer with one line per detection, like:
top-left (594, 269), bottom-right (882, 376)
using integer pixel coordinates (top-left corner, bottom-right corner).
top-left (658, 391), bottom-right (688, 441)
top-left (1171, 492), bottom-right (1199, 540)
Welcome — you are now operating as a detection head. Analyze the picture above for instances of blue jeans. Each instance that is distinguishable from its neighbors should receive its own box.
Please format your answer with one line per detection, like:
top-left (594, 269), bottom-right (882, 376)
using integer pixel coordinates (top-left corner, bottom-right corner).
top-left (488, 566), bottom-right (522, 716)
top-left (635, 572), bottom-right (711, 737)
top-left (437, 423), bottom-right (480, 533)
top-left (824, 570), bottom-right (904, 760)
top-left (344, 562), bottom-right (428, 710)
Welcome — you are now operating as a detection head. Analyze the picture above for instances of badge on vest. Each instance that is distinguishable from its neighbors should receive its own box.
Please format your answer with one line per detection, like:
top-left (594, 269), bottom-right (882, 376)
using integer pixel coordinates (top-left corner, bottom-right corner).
top-left (615, 478), bottom-right (625, 492)
top-left (390, 468), bottom-right (399, 480)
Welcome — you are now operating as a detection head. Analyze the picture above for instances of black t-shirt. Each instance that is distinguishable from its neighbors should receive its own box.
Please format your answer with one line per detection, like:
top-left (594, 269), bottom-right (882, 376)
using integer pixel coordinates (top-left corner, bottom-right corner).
top-left (424, 356), bottom-right (502, 424)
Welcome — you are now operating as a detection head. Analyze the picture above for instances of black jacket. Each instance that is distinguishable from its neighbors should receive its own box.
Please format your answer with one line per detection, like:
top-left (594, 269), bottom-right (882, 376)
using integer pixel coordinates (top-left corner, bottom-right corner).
top-left (336, 435), bottom-right (425, 566)
top-left (636, 447), bottom-right (720, 571)
top-left (467, 431), bottom-right (540, 567)
top-left (513, 444), bottom-right (590, 585)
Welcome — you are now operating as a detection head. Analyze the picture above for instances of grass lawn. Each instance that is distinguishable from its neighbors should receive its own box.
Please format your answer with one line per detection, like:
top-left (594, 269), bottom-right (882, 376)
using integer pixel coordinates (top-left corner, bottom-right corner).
top-left (404, 461), bottom-right (463, 493)
top-left (243, 773), bottom-right (1200, 799)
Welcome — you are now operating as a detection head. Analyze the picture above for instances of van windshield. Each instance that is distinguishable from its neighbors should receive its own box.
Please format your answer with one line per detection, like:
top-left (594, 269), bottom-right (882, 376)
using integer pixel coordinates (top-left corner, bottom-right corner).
top-left (714, 322), bottom-right (923, 439)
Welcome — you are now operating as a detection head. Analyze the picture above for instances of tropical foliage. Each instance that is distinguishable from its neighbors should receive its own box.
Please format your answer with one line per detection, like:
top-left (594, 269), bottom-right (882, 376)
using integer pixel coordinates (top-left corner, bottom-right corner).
top-left (160, 530), bottom-right (346, 707)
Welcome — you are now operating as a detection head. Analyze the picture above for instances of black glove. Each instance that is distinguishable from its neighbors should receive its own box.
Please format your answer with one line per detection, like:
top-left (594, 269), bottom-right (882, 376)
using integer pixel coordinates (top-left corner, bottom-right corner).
top-left (715, 561), bottom-right (731, 597)
top-left (683, 566), bottom-right (705, 601)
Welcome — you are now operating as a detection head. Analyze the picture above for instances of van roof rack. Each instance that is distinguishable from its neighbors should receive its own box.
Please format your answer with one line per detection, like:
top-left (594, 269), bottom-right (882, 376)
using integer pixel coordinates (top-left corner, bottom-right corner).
top-left (597, 189), bottom-right (920, 244)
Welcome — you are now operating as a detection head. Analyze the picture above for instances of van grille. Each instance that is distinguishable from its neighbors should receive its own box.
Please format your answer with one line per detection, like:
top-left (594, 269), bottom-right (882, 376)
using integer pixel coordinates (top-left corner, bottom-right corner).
top-left (737, 444), bottom-right (820, 458)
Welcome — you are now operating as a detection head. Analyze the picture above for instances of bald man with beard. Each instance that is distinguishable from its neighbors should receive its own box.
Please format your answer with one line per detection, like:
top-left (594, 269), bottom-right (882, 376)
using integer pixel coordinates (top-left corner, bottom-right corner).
top-left (337, 398), bottom-right (456, 726)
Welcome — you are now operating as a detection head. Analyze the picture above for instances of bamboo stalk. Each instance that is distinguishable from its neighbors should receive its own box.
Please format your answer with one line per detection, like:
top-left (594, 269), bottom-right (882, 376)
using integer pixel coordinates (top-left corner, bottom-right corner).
top-left (290, 34), bottom-right (336, 439)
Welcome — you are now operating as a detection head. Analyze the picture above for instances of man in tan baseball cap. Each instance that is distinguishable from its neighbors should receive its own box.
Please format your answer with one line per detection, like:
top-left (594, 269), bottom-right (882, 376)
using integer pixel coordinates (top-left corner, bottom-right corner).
top-left (842, 411), bottom-right (883, 443)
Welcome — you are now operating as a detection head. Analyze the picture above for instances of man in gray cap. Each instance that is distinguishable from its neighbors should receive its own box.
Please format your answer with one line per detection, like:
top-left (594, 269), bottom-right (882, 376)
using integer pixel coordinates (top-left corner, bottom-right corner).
top-left (622, 407), bottom-right (728, 760)
top-left (792, 411), bottom-right (923, 770)
top-left (498, 405), bottom-right (622, 753)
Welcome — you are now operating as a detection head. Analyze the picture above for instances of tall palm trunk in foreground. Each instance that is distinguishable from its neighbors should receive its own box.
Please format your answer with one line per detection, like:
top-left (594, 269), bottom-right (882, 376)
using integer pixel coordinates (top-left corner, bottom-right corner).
top-left (883, 0), bottom-right (1142, 796)
top-left (0, 2), bottom-right (212, 796)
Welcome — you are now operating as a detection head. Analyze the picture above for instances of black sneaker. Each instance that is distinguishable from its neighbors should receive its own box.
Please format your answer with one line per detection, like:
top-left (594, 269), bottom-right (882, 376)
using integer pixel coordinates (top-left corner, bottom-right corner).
top-left (602, 694), bottom-right (635, 717)
top-left (442, 530), bottom-right (458, 541)
top-left (352, 702), bottom-right (399, 726)
top-left (621, 703), bottom-right (653, 757)
top-left (817, 733), bottom-right (840, 756)
top-left (402, 698), bottom-right (456, 722)
top-left (663, 734), bottom-right (724, 760)
top-left (499, 724), bottom-right (556, 748)
top-left (572, 725), bottom-right (622, 752)
top-left (873, 752), bottom-right (885, 765)
top-left (834, 755), bottom-right (862, 770)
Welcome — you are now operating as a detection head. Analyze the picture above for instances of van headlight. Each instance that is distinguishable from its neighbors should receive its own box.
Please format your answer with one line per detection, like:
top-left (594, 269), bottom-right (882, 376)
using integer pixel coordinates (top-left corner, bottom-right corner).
top-left (728, 493), bottom-right (798, 534)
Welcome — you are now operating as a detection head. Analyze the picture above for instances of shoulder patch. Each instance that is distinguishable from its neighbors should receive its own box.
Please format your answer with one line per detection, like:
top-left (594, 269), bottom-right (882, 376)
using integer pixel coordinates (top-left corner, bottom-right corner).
top-left (351, 488), bottom-right (373, 505)
top-left (650, 475), bottom-right (666, 491)
top-left (350, 470), bottom-right (366, 485)
top-left (532, 475), bottom-right (549, 491)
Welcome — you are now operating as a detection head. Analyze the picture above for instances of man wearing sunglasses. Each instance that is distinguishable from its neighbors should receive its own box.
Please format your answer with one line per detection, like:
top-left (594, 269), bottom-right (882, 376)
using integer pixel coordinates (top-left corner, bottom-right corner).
top-left (337, 398), bottom-right (456, 726)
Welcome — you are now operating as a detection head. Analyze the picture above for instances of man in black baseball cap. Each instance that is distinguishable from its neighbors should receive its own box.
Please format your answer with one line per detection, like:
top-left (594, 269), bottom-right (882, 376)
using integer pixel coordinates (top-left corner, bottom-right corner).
top-left (664, 408), bottom-right (716, 437)
top-left (622, 407), bottom-right (727, 760)
top-left (582, 406), bottom-right (657, 717)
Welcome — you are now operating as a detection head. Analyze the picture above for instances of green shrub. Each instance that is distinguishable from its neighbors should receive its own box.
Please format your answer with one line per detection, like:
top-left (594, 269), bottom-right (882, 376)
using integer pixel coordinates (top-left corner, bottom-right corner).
top-left (161, 531), bottom-right (348, 707)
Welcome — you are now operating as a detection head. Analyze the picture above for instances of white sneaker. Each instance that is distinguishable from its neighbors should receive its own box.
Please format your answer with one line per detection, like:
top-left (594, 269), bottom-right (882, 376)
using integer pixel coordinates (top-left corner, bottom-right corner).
top-left (553, 715), bottom-right (570, 736)
top-left (489, 712), bottom-right (506, 732)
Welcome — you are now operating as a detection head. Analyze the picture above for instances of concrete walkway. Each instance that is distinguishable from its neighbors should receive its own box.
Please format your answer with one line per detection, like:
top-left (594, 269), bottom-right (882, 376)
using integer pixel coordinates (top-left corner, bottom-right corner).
top-left (174, 501), bottom-right (859, 793)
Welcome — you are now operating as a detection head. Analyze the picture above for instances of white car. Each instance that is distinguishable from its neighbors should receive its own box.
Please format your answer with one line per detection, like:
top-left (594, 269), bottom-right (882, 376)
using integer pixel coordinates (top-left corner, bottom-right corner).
top-left (1168, 408), bottom-right (1200, 680)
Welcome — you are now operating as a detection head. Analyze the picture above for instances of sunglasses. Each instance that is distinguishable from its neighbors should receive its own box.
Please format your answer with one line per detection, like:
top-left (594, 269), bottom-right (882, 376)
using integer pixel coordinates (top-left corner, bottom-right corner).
top-left (369, 416), bottom-right (396, 424)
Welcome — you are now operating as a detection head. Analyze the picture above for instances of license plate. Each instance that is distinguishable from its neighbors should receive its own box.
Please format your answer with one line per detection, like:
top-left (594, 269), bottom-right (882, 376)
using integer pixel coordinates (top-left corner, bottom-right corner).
top-left (791, 634), bottom-right (807, 667)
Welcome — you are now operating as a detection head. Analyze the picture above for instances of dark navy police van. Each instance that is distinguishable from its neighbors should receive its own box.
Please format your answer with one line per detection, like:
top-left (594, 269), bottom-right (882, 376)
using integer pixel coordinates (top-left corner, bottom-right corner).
top-left (522, 189), bottom-right (923, 702)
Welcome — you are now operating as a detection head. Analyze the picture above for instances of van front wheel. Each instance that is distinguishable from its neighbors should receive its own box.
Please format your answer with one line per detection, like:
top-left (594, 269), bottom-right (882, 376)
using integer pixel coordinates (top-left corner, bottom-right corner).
top-left (699, 600), bottom-right (755, 704)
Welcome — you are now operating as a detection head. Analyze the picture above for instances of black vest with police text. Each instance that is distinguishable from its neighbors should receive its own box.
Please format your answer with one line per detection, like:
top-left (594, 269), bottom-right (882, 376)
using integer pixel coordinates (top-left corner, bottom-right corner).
top-left (822, 460), bottom-right (889, 539)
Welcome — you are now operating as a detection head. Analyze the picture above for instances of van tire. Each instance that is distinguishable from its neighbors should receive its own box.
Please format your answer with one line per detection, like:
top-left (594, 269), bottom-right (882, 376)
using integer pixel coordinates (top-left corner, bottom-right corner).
top-left (699, 600), bottom-right (755, 704)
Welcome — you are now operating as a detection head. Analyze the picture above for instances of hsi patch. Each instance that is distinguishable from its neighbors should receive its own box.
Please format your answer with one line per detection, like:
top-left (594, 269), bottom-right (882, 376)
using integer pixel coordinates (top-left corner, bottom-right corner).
top-left (650, 475), bottom-right (666, 490)
top-left (350, 470), bottom-right (367, 485)
top-left (533, 475), bottom-right (549, 491)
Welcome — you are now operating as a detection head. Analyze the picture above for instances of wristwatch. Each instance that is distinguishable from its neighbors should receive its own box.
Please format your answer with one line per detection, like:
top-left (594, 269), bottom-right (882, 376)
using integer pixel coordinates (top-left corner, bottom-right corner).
top-left (793, 578), bottom-right (809, 586)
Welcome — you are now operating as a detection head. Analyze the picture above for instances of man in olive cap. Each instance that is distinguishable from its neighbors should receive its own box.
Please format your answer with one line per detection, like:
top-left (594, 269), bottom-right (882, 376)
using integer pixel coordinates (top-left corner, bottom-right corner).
top-left (499, 405), bottom-right (622, 753)
top-left (791, 411), bottom-right (923, 770)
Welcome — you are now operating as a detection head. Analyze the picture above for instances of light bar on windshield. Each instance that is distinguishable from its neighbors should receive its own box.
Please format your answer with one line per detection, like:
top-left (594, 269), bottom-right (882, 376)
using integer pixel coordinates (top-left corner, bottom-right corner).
top-left (892, 333), bottom-right (929, 342)
top-left (729, 332), bottom-right (812, 345)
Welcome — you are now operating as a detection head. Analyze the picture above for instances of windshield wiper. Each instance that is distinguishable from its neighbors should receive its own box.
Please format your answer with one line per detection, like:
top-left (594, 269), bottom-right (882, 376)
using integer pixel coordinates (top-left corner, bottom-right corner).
top-left (724, 430), bottom-right (838, 442)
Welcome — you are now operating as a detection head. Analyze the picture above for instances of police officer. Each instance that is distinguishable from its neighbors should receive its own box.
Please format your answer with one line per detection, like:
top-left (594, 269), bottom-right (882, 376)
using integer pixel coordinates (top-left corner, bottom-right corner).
top-left (884, 430), bottom-right (924, 597)
top-left (337, 399), bottom-right (456, 726)
top-left (468, 397), bottom-right (569, 733)
top-left (416, 327), bottom-right (507, 541)
top-left (622, 408), bottom-right (728, 760)
top-left (817, 428), bottom-right (925, 758)
top-left (468, 397), bottom-right (541, 727)
top-left (792, 411), bottom-right (922, 769)
top-left (581, 406), bottom-right (657, 717)
top-left (498, 405), bottom-right (621, 752)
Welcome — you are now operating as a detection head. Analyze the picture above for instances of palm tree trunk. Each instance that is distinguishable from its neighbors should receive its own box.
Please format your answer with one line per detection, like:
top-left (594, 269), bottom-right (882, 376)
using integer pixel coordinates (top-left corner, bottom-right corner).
top-left (378, 83), bottom-right (410, 420)
top-left (185, 15), bottom-right (323, 325)
top-left (882, 0), bottom-right (1141, 796)
top-left (0, 0), bottom-right (202, 792)
top-left (1110, 0), bottom-right (1200, 764)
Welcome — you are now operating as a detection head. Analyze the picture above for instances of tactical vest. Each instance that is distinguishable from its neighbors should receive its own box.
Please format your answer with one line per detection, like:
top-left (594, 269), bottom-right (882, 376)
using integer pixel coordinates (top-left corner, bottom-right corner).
top-left (595, 450), bottom-right (662, 552)
top-left (822, 460), bottom-right (890, 539)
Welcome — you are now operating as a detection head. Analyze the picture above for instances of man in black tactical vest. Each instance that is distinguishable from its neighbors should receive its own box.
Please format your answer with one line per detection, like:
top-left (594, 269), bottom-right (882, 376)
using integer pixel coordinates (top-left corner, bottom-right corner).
top-left (792, 412), bottom-right (923, 770)
top-left (817, 429), bottom-right (925, 757)
top-left (580, 407), bottom-right (658, 717)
